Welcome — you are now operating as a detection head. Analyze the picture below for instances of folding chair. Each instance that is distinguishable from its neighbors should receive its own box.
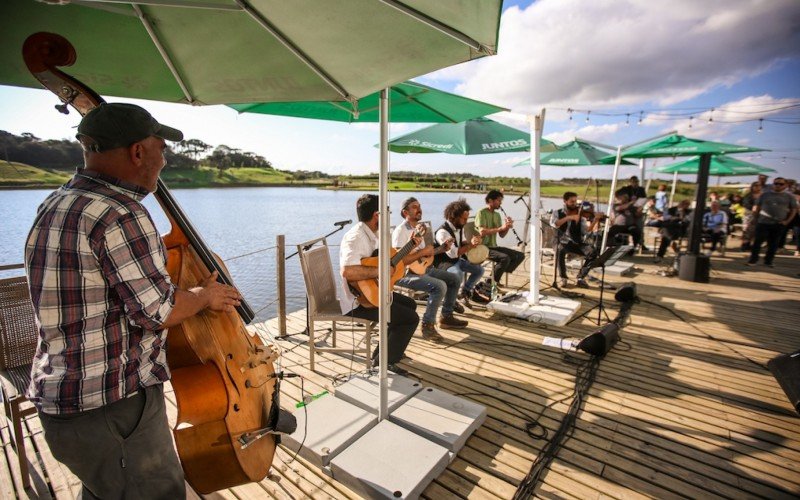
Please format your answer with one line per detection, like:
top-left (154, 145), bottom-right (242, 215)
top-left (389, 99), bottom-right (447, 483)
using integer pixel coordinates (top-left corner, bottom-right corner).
top-left (296, 237), bottom-right (374, 372)
top-left (0, 276), bottom-right (39, 490)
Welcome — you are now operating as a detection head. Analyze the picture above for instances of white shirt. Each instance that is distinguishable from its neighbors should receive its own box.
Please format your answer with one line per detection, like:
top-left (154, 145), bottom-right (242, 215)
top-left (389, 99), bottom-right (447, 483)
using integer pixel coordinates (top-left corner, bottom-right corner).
top-left (391, 220), bottom-right (425, 250)
top-left (435, 220), bottom-right (461, 260)
top-left (339, 222), bottom-right (378, 314)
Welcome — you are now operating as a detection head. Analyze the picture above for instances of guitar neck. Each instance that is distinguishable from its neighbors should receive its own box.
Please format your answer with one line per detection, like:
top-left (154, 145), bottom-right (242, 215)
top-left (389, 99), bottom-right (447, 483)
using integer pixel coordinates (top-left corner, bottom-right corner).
top-left (391, 239), bottom-right (417, 267)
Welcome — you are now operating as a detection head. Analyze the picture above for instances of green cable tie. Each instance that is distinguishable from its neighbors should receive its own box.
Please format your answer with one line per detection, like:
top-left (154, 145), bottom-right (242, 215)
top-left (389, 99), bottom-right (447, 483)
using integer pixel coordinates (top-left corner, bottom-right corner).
top-left (296, 390), bottom-right (329, 408)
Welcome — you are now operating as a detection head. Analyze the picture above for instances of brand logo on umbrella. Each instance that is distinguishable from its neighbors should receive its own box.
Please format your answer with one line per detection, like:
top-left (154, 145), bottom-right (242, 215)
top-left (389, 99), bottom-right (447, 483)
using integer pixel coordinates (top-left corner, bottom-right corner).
top-left (407, 139), bottom-right (453, 150)
top-left (482, 139), bottom-right (528, 151)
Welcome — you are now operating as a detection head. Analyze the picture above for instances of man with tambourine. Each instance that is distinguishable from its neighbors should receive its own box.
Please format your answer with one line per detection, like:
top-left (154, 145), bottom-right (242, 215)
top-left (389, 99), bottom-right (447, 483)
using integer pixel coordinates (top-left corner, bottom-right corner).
top-left (434, 198), bottom-right (492, 306)
top-left (553, 191), bottom-right (600, 288)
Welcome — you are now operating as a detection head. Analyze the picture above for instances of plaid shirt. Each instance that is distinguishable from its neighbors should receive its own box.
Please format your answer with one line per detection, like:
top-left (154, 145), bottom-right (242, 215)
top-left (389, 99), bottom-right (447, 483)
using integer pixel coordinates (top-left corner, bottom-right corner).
top-left (25, 170), bottom-right (175, 414)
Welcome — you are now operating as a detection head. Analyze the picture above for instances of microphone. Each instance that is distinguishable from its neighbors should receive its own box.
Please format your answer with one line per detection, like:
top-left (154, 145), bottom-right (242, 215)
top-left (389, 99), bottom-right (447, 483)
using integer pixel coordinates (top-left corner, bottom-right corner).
top-left (514, 192), bottom-right (529, 204)
top-left (334, 219), bottom-right (352, 227)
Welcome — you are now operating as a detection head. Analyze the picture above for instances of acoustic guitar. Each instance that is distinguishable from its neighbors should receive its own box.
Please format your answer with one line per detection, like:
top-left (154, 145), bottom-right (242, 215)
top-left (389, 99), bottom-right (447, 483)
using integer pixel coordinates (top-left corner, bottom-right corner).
top-left (406, 238), bottom-right (453, 275)
top-left (351, 224), bottom-right (425, 308)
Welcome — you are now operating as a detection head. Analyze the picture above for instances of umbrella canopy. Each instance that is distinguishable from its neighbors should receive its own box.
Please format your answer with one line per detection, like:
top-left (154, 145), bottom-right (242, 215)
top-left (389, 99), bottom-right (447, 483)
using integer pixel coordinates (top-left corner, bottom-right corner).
top-left (603, 133), bottom-right (765, 161)
top-left (655, 155), bottom-right (776, 176)
top-left (386, 117), bottom-right (558, 154)
top-left (514, 139), bottom-right (634, 166)
top-left (228, 80), bottom-right (506, 123)
top-left (0, 0), bottom-right (501, 104)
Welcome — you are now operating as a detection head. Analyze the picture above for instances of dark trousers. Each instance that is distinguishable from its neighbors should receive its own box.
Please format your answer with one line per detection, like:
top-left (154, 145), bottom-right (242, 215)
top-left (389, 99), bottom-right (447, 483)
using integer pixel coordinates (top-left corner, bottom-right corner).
top-left (749, 223), bottom-right (784, 265)
top-left (38, 384), bottom-right (185, 500)
top-left (347, 292), bottom-right (418, 365)
top-left (702, 229), bottom-right (725, 251)
top-left (608, 224), bottom-right (642, 247)
top-left (488, 246), bottom-right (525, 282)
top-left (556, 241), bottom-right (594, 280)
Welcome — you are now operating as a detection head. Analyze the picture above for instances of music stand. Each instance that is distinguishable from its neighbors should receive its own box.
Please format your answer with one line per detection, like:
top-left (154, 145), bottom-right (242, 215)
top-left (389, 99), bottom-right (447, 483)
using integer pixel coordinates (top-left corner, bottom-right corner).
top-left (568, 244), bottom-right (632, 326)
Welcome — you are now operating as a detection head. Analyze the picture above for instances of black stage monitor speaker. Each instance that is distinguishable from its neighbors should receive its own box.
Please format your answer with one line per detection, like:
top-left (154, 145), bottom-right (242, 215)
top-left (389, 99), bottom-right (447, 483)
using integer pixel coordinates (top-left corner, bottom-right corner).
top-left (767, 350), bottom-right (800, 415)
top-left (678, 254), bottom-right (710, 283)
top-left (577, 323), bottom-right (620, 357)
top-left (614, 282), bottom-right (637, 302)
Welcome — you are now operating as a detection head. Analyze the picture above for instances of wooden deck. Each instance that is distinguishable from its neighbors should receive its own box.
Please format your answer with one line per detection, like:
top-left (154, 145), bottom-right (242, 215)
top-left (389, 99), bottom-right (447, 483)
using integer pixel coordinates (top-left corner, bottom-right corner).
top-left (3, 238), bottom-right (799, 499)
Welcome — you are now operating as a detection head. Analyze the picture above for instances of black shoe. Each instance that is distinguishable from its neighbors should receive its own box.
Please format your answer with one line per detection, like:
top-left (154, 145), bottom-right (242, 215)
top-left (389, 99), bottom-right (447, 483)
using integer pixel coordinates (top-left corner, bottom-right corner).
top-left (372, 363), bottom-right (409, 376)
top-left (576, 278), bottom-right (589, 288)
top-left (452, 301), bottom-right (465, 314)
top-left (470, 289), bottom-right (491, 304)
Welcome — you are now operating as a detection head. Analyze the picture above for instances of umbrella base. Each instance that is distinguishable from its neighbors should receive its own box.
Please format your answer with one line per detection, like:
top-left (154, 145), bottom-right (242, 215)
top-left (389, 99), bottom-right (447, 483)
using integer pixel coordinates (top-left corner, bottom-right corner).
top-left (678, 254), bottom-right (710, 283)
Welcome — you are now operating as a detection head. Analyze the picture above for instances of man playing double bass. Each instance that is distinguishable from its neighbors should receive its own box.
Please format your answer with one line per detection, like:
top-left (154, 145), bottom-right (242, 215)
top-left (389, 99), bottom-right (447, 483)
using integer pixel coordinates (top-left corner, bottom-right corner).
top-left (25, 103), bottom-right (243, 498)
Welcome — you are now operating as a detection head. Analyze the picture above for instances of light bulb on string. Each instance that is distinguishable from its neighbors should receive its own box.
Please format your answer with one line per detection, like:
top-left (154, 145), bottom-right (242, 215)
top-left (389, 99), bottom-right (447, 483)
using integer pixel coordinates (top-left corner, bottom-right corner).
top-left (637, 111), bottom-right (643, 125)
top-left (757, 118), bottom-right (763, 132)
top-left (688, 116), bottom-right (693, 129)
top-left (782, 156), bottom-right (786, 164)
top-left (585, 110), bottom-right (591, 123)
top-left (708, 107), bottom-right (714, 123)
top-left (625, 113), bottom-right (630, 126)
top-left (568, 108), bottom-right (573, 121)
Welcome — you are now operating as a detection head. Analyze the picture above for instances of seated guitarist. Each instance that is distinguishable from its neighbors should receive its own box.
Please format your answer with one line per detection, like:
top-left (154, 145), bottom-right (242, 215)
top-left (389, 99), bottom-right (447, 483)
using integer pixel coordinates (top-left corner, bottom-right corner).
top-left (392, 197), bottom-right (468, 342)
top-left (339, 194), bottom-right (418, 375)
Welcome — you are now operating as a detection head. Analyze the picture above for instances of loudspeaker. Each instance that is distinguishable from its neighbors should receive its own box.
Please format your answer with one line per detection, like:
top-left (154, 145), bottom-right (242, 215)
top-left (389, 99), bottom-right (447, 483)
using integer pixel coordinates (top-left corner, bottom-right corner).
top-left (678, 254), bottom-right (710, 283)
top-left (614, 282), bottom-right (637, 302)
top-left (577, 323), bottom-right (620, 357)
top-left (767, 350), bottom-right (800, 415)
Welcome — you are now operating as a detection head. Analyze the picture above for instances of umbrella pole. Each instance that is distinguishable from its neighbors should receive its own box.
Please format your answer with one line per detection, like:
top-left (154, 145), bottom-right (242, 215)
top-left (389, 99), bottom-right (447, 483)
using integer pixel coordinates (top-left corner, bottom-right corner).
top-left (378, 88), bottom-right (390, 421)
top-left (687, 153), bottom-right (711, 255)
top-left (639, 158), bottom-right (646, 189)
top-left (529, 110), bottom-right (544, 306)
top-left (601, 146), bottom-right (622, 253)
top-left (669, 171), bottom-right (678, 207)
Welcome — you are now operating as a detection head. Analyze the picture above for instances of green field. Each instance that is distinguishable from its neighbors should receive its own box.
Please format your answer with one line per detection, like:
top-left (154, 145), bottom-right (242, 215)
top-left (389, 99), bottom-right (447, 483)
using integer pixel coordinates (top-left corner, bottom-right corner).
top-left (0, 162), bottom-right (72, 187)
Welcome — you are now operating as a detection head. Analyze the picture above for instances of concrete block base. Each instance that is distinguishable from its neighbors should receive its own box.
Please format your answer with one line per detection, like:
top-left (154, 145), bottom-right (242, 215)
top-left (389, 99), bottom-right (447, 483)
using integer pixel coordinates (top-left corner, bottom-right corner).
top-left (487, 291), bottom-right (581, 326)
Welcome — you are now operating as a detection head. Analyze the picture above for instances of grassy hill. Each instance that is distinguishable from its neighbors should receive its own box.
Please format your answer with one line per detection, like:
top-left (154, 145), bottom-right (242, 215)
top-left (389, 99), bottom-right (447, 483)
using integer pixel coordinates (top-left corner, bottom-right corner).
top-left (0, 161), bottom-right (72, 188)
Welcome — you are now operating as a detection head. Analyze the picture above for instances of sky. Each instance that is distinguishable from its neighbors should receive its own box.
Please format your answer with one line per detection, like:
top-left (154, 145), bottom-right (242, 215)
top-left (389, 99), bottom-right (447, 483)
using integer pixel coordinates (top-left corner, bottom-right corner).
top-left (1, 0), bottom-right (798, 183)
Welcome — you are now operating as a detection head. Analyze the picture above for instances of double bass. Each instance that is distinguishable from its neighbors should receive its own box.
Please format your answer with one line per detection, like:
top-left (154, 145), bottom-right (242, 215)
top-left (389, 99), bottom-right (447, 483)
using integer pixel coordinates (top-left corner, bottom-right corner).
top-left (23, 32), bottom-right (285, 494)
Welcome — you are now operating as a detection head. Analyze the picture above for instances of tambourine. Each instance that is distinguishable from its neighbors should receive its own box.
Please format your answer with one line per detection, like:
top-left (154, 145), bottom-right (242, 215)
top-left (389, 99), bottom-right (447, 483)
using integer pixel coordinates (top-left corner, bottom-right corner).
top-left (466, 244), bottom-right (489, 264)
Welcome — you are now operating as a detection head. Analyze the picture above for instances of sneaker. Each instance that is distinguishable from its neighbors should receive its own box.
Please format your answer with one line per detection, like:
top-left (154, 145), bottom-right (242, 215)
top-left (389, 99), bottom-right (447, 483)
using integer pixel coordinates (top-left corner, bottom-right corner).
top-left (439, 314), bottom-right (468, 330)
top-left (452, 301), bottom-right (465, 315)
top-left (421, 322), bottom-right (445, 342)
top-left (470, 289), bottom-right (491, 304)
top-left (576, 278), bottom-right (589, 288)
top-left (458, 291), bottom-right (473, 310)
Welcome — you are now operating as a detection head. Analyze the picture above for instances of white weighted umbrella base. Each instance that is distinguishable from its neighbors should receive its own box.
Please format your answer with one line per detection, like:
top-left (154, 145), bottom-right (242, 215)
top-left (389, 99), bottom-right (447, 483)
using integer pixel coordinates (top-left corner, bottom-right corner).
top-left (488, 292), bottom-right (581, 327)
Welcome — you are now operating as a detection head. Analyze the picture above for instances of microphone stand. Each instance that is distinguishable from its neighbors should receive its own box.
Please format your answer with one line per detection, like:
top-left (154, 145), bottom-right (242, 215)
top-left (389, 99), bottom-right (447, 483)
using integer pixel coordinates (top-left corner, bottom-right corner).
top-left (284, 221), bottom-right (350, 338)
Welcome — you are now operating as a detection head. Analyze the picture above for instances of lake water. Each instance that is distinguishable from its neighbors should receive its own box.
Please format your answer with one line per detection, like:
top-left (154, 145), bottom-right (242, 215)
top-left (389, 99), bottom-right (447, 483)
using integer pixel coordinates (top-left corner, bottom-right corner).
top-left (0, 187), bottom-right (562, 322)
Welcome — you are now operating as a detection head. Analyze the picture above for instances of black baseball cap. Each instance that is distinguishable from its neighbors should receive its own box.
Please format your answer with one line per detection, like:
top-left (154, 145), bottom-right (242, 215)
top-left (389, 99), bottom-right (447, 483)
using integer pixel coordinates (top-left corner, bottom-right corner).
top-left (76, 103), bottom-right (183, 152)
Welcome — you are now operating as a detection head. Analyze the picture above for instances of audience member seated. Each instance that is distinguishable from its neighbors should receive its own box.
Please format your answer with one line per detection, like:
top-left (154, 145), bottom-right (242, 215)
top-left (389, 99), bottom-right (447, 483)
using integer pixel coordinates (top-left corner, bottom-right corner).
top-left (655, 199), bottom-right (692, 262)
top-left (607, 190), bottom-right (643, 253)
top-left (702, 200), bottom-right (728, 253)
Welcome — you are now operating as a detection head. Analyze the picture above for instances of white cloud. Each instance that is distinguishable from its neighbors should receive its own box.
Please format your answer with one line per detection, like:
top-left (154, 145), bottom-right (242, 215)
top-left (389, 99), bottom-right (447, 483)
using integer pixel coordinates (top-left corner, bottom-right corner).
top-left (441, 0), bottom-right (800, 114)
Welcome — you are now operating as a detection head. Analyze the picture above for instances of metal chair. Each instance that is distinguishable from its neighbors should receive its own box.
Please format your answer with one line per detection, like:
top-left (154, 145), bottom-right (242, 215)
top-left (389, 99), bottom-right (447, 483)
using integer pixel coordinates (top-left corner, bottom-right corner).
top-left (296, 237), bottom-right (374, 372)
top-left (0, 276), bottom-right (39, 490)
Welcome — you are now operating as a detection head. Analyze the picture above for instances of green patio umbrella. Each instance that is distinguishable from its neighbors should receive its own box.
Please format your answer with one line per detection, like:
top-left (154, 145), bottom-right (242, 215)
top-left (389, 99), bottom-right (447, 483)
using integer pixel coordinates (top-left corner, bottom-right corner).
top-left (655, 155), bottom-right (776, 175)
top-left (514, 138), bottom-right (634, 166)
top-left (0, 0), bottom-right (504, 433)
top-left (386, 117), bottom-right (558, 154)
top-left (657, 155), bottom-right (775, 208)
top-left (600, 134), bottom-right (766, 282)
top-left (228, 81), bottom-right (506, 123)
top-left (0, 0), bottom-right (501, 104)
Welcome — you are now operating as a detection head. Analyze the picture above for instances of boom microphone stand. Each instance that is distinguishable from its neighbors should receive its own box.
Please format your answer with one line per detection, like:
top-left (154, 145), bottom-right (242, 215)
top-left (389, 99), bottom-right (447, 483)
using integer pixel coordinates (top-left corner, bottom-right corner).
top-left (567, 244), bottom-right (631, 326)
top-left (285, 219), bottom-right (351, 338)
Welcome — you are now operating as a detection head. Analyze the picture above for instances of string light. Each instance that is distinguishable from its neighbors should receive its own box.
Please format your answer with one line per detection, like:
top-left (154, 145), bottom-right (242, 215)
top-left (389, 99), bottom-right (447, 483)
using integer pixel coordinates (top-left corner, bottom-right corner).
top-left (625, 113), bottom-right (630, 126)
top-left (638, 111), bottom-right (643, 125)
top-left (688, 116), bottom-right (693, 129)
top-left (568, 108), bottom-right (573, 121)
top-left (757, 118), bottom-right (763, 132)
top-left (585, 110), bottom-right (591, 123)
top-left (708, 107), bottom-right (714, 123)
